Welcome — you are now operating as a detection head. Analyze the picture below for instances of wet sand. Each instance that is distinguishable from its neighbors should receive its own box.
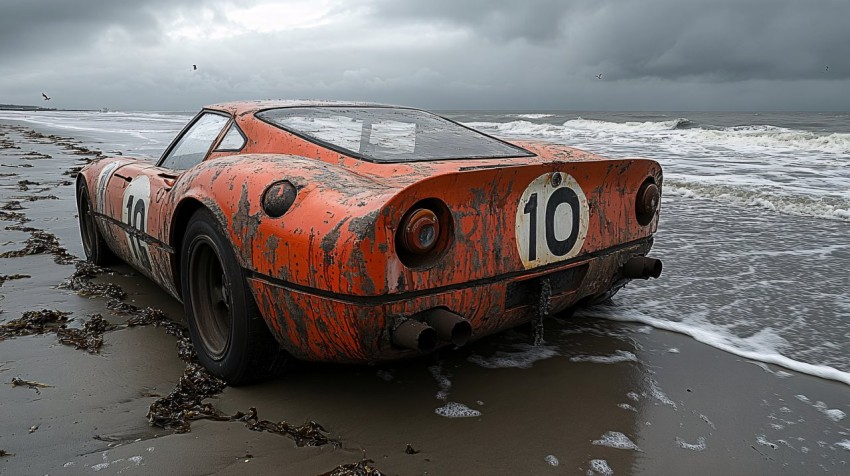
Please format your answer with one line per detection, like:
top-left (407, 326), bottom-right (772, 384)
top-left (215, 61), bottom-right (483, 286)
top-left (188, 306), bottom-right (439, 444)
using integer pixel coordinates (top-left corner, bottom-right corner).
top-left (1, 122), bottom-right (849, 475)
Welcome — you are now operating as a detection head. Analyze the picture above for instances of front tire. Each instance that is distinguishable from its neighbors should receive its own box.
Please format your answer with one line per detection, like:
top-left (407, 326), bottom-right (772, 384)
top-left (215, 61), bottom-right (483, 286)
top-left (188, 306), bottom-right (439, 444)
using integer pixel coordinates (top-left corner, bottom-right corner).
top-left (76, 179), bottom-right (115, 265)
top-left (181, 208), bottom-right (285, 385)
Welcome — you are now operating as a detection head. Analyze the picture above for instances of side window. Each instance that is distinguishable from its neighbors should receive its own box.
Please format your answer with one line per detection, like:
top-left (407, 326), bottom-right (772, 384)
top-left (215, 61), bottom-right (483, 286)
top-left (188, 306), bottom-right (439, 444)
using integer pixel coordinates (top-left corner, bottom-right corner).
top-left (160, 113), bottom-right (229, 170)
top-left (215, 123), bottom-right (246, 151)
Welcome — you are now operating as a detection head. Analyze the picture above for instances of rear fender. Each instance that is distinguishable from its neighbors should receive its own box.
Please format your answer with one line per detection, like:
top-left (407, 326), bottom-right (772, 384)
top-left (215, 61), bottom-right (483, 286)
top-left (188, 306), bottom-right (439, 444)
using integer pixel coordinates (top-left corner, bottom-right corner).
top-left (167, 154), bottom-right (396, 292)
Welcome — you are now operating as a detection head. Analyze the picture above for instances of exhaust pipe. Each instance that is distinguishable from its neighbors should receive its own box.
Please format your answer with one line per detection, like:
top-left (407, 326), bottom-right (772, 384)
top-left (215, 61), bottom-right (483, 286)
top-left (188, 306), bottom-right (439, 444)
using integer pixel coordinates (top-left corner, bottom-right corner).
top-left (422, 309), bottom-right (472, 347)
top-left (622, 256), bottom-right (663, 280)
top-left (392, 318), bottom-right (438, 352)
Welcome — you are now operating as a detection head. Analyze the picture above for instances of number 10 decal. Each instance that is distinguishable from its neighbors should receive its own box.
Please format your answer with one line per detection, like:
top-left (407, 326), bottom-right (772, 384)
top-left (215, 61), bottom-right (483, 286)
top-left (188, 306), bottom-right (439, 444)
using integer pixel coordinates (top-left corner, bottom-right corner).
top-left (515, 172), bottom-right (589, 269)
top-left (121, 175), bottom-right (152, 271)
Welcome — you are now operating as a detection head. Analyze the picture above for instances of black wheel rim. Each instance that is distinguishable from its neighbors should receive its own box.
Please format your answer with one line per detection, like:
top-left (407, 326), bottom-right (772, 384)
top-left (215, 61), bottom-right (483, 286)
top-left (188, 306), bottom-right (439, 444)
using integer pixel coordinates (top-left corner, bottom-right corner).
top-left (79, 189), bottom-right (97, 258)
top-left (187, 237), bottom-right (232, 360)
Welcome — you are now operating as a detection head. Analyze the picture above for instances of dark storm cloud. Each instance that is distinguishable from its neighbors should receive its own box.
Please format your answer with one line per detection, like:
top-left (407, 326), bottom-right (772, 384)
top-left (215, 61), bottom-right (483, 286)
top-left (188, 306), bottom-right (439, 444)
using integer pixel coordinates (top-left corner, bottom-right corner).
top-left (1, 0), bottom-right (151, 59)
top-left (368, 0), bottom-right (588, 43)
top-left (368, 0), bottom-right (850, 81)
top-left (1, 0), bottom-right (848, 110)
top-left (0, 0), bottom-right (252, 62)
top-left (567, 0), bottom-right (850, 81)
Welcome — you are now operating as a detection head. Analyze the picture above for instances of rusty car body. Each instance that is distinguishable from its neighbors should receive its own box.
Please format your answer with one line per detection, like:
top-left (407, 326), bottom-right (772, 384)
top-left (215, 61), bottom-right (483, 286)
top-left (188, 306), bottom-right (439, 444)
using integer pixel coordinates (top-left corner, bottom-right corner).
top-left (76, 100), bottom-right (663, 384)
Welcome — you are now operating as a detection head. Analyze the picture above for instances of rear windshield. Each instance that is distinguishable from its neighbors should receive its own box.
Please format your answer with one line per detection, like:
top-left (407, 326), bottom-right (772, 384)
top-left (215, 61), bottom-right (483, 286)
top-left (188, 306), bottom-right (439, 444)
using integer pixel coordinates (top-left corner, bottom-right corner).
top-left (256, 107), bottom-right (533, 163)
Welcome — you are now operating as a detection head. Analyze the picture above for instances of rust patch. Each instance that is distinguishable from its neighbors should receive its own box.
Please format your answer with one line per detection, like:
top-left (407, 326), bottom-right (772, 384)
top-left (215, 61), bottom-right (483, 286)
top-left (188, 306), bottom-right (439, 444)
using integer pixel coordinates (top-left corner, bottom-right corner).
top-left (320, 216), bottom-right (350, 266)
top-left (347, 209), bottom-right (379, 243)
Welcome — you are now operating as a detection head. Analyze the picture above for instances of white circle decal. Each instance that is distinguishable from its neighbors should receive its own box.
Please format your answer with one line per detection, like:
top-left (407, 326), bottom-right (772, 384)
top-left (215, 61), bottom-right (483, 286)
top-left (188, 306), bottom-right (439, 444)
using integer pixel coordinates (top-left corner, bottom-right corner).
top-left (515, 172), bottom-right (589, 269)
top-left (95, 161), bottom-right (122, 213)
top-left (121, 175), bottom-right (152, 270)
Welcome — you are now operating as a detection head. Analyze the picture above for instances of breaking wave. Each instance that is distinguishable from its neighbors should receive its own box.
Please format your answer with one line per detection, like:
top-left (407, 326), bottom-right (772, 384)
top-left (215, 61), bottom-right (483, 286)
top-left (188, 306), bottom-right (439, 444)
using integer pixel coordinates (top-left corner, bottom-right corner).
top-left (512, 113), bottom-right (556, 119)
top-left (466, 117), bottom-right (690, 138)
top-left (684, 125), bottom-right (850, 155)
top-left (566, 117), bottom-right (692, 131)
top-left (466, 119), bottom-right (850, 155)
top-left (664, 180), bottom-right (850, 222)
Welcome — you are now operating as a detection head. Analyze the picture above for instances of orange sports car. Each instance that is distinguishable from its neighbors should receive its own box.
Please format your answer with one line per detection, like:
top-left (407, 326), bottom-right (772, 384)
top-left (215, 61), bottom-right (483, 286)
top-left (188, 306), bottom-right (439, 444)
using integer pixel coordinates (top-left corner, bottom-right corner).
top-left (76, 101), bottom-right (663, 384)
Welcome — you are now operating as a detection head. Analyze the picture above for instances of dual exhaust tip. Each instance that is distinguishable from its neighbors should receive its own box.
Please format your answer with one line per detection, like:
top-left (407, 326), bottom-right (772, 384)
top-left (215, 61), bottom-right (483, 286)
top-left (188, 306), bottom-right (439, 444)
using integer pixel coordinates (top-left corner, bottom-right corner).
top-left (392, 309), bottom-right (472, 352)
top-left (392, 256), bottom-right (662, 352)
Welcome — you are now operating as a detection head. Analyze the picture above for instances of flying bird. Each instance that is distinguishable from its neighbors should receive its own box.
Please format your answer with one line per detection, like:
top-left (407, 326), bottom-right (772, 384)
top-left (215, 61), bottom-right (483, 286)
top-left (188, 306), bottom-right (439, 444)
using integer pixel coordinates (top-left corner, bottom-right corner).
top-left (595, 73), bottom-right (603, 80)
top-left (825, 66), bottom-right (829, 72)
top-left (193, 64), bottom-right (197, 70)
top-left (42, 93), bottom-right (51, 101)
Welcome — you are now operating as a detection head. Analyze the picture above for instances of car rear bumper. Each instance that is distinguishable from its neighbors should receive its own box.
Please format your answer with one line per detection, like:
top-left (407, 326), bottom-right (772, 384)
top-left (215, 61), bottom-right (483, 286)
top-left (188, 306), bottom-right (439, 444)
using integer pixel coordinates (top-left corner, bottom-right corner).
top-left (247, 238), bottom-right (655, 363)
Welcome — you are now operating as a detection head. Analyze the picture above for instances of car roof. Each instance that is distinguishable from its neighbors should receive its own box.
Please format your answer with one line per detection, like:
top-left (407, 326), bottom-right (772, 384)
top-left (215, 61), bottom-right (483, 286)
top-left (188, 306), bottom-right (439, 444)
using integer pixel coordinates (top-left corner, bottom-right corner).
top-left (205, 100), bottom-right (402, 116)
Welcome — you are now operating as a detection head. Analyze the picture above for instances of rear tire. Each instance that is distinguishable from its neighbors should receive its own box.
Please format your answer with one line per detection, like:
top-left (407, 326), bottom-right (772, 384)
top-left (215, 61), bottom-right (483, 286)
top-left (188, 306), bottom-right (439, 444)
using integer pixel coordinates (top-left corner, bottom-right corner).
top-left (181, 208), bottom-right (285, 385)
top-left (76, 179), bottom-right (115, 265)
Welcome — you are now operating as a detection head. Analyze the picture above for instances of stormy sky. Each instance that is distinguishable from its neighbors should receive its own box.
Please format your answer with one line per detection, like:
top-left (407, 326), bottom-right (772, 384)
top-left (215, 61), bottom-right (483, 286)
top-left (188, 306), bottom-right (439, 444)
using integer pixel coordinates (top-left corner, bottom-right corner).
top-left (1, 0), bottom-right (848, 111)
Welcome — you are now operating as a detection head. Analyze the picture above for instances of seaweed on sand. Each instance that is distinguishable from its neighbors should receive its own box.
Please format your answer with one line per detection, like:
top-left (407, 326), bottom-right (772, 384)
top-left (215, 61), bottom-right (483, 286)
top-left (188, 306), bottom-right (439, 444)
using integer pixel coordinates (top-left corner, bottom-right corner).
top-left (56, 314), bottom-right (113, 353)
top-left (59, 260), bottom-right (126, 299)
top-left (0, 229), bottom-right (76, 264)
top-left (0, 309), bottom-right (72, 341)
top-left (0, 309), bottom-right (114, 354)
top-left (318, 459), bottom-right (385, 476)
top-left (8, 377), bottom-right (54, 394)
top-left (0, 274), bottom-right (29, 286)
top-left (145, 362), bottom-right (227, 433)
top-left (231, 407), bottom-right (341, 448)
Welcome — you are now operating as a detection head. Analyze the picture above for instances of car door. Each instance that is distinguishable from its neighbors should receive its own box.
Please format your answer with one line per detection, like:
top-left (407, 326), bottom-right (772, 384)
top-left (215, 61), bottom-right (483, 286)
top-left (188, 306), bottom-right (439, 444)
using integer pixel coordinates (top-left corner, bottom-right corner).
top-left (100, 111), bottom-right (234, 285)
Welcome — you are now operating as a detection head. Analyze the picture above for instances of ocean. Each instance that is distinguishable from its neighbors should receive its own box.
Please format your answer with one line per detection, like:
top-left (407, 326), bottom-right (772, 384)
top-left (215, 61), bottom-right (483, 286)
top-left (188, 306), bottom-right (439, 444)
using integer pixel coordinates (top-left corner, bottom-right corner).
top-left (2, 108), bottom-right (848, 386)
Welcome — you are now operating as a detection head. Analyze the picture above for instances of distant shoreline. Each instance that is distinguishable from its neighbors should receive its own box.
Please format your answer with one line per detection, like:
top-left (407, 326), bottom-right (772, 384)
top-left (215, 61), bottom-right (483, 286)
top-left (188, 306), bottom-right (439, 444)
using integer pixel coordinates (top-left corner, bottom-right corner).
top-left (0, 104), bottom-right (101, 112)
top-left (0, 104), bottom-right (56, 111)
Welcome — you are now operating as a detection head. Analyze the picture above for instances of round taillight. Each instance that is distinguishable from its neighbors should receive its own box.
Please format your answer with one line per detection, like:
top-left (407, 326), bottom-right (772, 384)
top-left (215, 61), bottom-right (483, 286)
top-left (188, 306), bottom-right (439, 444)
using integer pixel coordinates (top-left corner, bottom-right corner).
top-left (395, 199), bottom-right (453, 268)
top-left (635, 180), bottom-right (660, 226)
top-left (400, 208), bottom-right (440, 254)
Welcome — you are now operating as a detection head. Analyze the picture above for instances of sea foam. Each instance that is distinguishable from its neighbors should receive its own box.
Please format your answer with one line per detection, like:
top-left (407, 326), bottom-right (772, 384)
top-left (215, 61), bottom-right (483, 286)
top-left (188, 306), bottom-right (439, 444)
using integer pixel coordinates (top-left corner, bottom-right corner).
top-left (587, 459), bottom-right (614, 475)
top-left (569, 350), bottom-right (638, 364)
top-left (592, 431), bottom-right (641, 451)
top-left (467, 343), bottom-right (559, 369)
top-left (435, 402), bottom-right (481, 418)
top-left (579, 307), bottom-right (850, 387)
top-left (675, 436), bottom-right (707, 451)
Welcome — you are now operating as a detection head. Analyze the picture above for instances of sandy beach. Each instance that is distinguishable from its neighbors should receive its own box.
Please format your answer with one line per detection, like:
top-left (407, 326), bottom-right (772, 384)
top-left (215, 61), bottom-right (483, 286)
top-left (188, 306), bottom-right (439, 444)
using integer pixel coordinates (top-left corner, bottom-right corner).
top-left (2, 120), bottom-right (850, 475)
